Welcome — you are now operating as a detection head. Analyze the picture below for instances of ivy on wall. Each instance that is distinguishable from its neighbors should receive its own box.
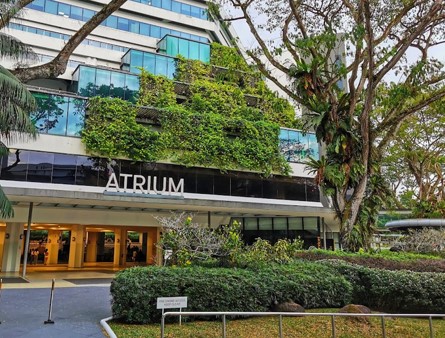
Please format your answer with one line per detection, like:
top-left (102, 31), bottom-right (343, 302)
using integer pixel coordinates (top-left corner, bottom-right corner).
top-left (82, 43), bottom-right (298, 175)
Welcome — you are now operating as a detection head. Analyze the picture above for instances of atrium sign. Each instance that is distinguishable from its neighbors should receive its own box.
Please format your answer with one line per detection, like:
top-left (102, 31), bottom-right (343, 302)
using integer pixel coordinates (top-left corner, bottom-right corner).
top-left (104, 173), bottom-right (184, 197)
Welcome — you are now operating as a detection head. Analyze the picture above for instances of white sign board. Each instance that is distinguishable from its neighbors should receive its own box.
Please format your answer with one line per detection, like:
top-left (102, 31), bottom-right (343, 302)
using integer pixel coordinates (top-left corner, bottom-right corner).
top-left (157, 297), bottom-right (188, 309)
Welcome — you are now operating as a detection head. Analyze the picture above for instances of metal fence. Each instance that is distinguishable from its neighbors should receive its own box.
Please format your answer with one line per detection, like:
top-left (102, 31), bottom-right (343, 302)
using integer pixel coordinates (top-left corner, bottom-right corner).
top-left (161, 311), bottom-right (445, 338)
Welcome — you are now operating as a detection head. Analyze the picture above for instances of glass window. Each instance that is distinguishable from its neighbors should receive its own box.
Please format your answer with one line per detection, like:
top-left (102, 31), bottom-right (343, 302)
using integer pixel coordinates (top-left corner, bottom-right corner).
top-left (182, 172), bottom-right (196, 193)
top-left (151, 25), bottom-right (161, 38)
top-left (118, 17), bottom-right (129, 31)
top-left (110, 72), bottom-right (126, 99)
top-left (53, 154), bottom-right (77, 184)
top-left (105, 16), bottom-right (117, 28)
top-left (199, 36), bottom-right (208, 43)
top-left (71, 6), bottom-right (82, 20)
top-left (262, 181), bottom-right (277, 199)
top-left (161, 0), bottom-right (171, 10)
top-left (171, 1), bottom-right (180, 13)
top-left (47, 95), bottom-right (68, 136)
top-left (199, 44), bottom-right (210, 63)
top-left (83, 9), bottom-right (95, 21)
top-left (129, 20), bottom-right (139, 34)
top-left (244, 218), bottom-right (257, 230)
top-left (130, 50), bottom-right (143, 74)
top-left (125, 74), bottom-right (139, 103)
top-left (166, 57), bottom-right (176, 79)
top-left (246, 178), bottom-right (262, 197)
top-left (160, 27), bottom-right (170, 39)
top-left (304, 218), bottom-right (319, 237)
top-left (196, 174), bottom-right (213, 194)
top-left (288, 217), bottom-right (303, 230)
top-left (306, 179), bottom-right (320, 202)
top-left (274, 218), bottom-right (287, 230)
top-left (214, 174), bottom-right (230, 195)
top-left (259, 218), bottom-right (272, 230)
top-left (190, 6), bottom-right (200, 18)
top-left (27, 152), bottom-right (54, 183)
top-left (180, 32), bottom-right (191, 39)
top-left (181, 4), bottom-right (191, 16)
top-left (178, 38), bottom-right (189, 58)
top-left (143, 52), bottom-right (156, 74)
top-left (152, 0), bottom-right (161, 7)
top-left (95, 69), bottom-right (111, 97)
top-left (165, 36), bottom-right (179, 57)
top-left (28, 0), bottom-right (44, 11)
top-left (77, 66), bottom-right (96, 96)
top-left (75, 156), bottom-right (98, 186)
top-left (31, 92), bottom-right (50, 133)
top-left (45, 0), bottom-right (58, 15)
top-left (307, 133), bottom-right (319, 160)
top-left (0, 150), bottom-right (29, 181)
top-left (58, 3), bottom-right (70, 17)
top-left (189, 41), bottom-right (199, 60)
top-left (155, 55), bottom-right (168, 76)
top-left (140, 23), bottom-right (150, 36)
top-left (200, 9), bottom-right (208, 20)
top-left (67, 98), bottom-right (85, 136)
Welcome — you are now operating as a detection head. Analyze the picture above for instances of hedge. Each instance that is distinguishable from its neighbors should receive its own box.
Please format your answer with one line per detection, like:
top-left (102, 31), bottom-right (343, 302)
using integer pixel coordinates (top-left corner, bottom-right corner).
top-left (325, 260), bottom-right (445, 313)
top-left (110, 263), bottom-right (351, 324)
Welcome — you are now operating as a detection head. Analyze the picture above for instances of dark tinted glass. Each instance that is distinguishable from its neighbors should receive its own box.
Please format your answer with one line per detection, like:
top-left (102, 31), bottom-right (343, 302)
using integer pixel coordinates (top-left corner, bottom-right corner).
top-left (27, 152), bottom-right (54, 183)
top-left (246, 178), bottom-right (262, 197)
top-left (0, 150), bottom-right (29, 181)
top-left (231, 177), bottom-right (246, 197)
top-left (53, 154), bottom-right (76, 184)
top-left (196, 174), bottom-right (213, 194)
top-left (213, 174), bottom-right (230, 195)
top-left (75, 156), bottom-right (98, 186)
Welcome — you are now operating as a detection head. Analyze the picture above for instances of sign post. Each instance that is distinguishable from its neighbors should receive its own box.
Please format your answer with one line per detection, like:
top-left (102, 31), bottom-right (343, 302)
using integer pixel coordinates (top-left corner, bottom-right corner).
top-left (157, 296), bottom-right (188, 325)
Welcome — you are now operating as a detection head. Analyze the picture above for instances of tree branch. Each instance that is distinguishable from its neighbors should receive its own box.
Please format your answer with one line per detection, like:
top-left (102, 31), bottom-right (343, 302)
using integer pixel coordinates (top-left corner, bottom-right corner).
top-left (13, 0), bottom-right (128, 82)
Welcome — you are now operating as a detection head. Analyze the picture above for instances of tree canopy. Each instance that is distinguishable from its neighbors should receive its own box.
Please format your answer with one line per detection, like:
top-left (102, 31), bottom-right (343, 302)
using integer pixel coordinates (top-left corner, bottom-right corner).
top-left (216, 0), bottom-right (445, 250)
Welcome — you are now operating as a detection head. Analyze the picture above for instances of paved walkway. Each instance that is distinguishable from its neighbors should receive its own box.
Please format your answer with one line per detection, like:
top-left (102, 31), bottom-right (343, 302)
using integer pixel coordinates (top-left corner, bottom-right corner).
top-left (0, 271), bottom-right (116, 338)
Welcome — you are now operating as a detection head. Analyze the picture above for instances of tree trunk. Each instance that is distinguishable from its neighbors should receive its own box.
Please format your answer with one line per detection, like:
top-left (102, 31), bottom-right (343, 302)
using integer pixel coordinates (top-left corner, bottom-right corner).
top-left (13, 0), bottom-right (128, 83)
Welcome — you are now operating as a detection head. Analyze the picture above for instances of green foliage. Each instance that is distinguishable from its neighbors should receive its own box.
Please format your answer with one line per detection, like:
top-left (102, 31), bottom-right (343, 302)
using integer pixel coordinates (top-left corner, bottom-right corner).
top-left (110, 262), bottom-right (351, 323)
top-left (83, 43), bottom-right (298, 175)
top-left (137, 70), bottom-right (176, 107)
top-left (326, 260), bottom-right (445, 313)
top-left (233, 238), bottom-right (304, 267)
top-left (82, 97), bottom-right (160, 161)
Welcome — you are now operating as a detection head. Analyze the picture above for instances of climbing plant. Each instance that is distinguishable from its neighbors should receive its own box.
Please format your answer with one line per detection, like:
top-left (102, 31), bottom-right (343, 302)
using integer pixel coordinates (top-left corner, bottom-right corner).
top-left (82, 43), bottom-right (297, 175)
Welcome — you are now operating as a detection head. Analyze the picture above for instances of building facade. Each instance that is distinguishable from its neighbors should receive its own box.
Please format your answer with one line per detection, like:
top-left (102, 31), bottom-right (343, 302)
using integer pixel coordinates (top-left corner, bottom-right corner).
top-left (0, 0), bottom-right (339, 272)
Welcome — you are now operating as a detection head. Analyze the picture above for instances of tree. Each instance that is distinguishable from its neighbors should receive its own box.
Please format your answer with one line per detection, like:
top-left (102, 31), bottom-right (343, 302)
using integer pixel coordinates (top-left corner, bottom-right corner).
top-left (0, 0), bottom-right (128, 217)
top-left (0, 0), bottom-right (37, 217)
top-left (383, 99), bottom-right (445, 217)
top-left (3, 0), bottom-right (128, 82)
top-left (216, 0), bottom-right (445, 250)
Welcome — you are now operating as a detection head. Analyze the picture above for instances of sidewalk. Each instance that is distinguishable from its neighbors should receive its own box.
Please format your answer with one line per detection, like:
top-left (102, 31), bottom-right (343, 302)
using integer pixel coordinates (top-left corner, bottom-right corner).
top-left (0, 270), bottom-right (116, 337)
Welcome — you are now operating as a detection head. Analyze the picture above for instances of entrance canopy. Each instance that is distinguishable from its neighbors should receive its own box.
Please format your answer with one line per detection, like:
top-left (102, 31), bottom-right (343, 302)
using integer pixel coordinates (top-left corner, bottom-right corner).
top-left (385, 219), bottom-right (445, 231)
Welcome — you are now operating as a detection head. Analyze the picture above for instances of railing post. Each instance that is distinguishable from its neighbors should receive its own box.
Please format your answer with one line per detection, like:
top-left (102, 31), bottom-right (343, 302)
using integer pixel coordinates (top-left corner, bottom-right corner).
top-left (331, 315), bottom-right (336, 338)
top-left (381, 316), bottom-right (386, 338)
top-left (161, 314), bottom-right (165, 338)
top-left (222, 314), bottom-right (226, 338)
top-left (429, 316), bottom-right (434, 338)
top-left (279, 314), bottom-right (283, 338)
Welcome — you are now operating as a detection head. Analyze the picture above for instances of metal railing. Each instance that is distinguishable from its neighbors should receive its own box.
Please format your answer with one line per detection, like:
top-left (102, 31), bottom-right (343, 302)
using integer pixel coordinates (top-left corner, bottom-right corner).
top-left (161, 311), bottom-right (445, 338)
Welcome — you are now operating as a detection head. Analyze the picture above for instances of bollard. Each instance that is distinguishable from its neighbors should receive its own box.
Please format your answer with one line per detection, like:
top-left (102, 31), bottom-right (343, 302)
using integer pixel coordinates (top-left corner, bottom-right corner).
top-left (0, 278), bottom-right (2, 324)
top-left (44, 278), bottom-right (55, 324)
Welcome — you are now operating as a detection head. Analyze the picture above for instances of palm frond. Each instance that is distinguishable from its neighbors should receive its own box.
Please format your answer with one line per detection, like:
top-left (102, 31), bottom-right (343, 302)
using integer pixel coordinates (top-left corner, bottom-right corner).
top-left (0, 185), bottom-right (14, 218)
top-left (0, 65), bottom-right (37, 140)
top-left (0, 141), bottom-right (8, 157)
top-left (0, 32), bottom-right (37, 61)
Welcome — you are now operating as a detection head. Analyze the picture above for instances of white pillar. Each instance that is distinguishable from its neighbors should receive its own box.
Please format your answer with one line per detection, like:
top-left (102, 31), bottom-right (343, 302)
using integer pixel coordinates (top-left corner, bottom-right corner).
top-left (1, 222), bottom-right (25, 272)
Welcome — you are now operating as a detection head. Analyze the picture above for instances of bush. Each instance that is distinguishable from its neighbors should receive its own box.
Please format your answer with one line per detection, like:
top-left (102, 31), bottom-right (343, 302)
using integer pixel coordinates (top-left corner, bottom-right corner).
top-left (326, 260), bottom-right (445, 313)
top-left (110, 262), bottom-right (351, 324)
top-left (296, 249), bottom-right (445, 272)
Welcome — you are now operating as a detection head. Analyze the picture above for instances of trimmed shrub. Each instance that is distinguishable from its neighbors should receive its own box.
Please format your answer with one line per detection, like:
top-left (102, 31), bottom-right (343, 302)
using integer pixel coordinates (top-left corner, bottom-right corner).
top-left (296, 249), bottom-right (445, 272)
top-left (326, 260), bottom-right (445, 313)
top-left (110, 263), bottom-right (351, 324)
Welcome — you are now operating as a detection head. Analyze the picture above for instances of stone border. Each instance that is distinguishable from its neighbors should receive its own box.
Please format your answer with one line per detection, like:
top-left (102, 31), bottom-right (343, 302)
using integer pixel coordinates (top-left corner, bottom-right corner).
top-left (100, 316), bottom-right (117, 338)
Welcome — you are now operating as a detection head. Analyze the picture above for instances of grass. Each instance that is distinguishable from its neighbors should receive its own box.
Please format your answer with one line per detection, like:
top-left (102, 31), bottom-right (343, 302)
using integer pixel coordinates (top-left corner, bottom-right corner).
top-left (109, 309), bottom-right (445, 338)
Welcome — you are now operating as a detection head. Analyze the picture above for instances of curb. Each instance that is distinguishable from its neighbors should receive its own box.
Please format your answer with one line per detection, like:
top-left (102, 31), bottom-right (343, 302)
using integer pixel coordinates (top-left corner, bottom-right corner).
top-left (100, 316), bottom-right (118, 338)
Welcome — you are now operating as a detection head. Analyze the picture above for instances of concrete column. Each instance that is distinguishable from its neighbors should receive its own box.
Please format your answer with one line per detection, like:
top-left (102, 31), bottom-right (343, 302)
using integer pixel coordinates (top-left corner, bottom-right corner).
top-left (85, 232), bottom-right (98, 262)
top-left (114, 228), bottom-right (127, 267)
top-left (47, 230), bottom-right (62, 265)
top-left (1, 223), bottom-right (24, 272)
top-left (147, 229), bottom-right (156, 265)
top-left (155, 227), bottom-right (162, 266)
top-left (0, 227), bottom-right (6, 270)
top-left (68, 224), bottom-right (85, 268)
